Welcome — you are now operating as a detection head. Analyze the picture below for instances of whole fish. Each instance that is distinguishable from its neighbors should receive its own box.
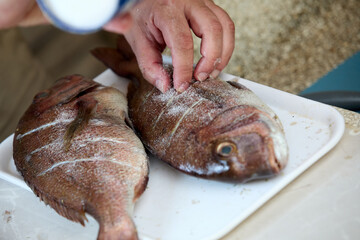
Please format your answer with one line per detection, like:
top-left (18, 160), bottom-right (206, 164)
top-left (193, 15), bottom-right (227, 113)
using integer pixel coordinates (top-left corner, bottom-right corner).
top-left (13, 75), bottom-right (149, 240)
top-left (92, 37), bottom-right (289, 182)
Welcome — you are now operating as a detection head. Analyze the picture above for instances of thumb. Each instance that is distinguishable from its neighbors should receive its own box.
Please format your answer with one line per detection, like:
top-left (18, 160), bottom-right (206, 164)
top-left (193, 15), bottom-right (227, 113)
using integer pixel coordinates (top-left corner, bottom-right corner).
top-left (103, 13), bottom-right (133, 34)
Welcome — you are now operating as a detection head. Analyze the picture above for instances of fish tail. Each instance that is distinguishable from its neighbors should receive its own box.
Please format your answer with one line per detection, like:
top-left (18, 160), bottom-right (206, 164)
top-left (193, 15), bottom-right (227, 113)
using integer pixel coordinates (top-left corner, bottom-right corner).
top-left (97, 219), bottom-right (138, 240)
top-left (116, 36), bottom-right (136, 60)
top-left (91, 37), bottom-right (142, 82)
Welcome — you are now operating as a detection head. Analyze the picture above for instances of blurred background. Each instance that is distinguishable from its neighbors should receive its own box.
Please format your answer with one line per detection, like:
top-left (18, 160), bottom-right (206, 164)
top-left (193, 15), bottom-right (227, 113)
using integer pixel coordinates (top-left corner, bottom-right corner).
top-left (1, 0), bottom-right (359, 141)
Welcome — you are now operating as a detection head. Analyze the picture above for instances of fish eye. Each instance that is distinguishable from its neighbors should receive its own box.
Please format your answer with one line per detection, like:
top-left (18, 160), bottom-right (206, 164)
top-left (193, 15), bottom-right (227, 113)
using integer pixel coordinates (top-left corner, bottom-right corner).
top-left (216, 142), bottom-right (236, 157)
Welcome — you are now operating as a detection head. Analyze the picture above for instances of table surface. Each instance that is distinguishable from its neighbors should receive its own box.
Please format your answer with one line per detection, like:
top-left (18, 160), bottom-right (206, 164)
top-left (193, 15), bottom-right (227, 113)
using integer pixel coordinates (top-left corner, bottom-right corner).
top-left (1, 108), bottom-right (359, 240)
top-left (224, 108), bottom-right (360, 240)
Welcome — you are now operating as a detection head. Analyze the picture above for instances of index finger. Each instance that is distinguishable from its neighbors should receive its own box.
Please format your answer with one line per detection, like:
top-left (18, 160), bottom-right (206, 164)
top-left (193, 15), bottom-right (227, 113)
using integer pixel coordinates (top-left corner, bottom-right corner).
top-left (153, 8), bottom-right (194, 92)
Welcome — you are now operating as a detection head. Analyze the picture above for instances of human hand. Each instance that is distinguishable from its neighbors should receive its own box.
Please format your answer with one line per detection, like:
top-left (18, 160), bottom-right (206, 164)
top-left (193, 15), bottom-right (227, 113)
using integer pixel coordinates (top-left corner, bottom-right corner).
top-left (115, 0), bottom-right (235, 93)
top-left (0, 0), bottom-right (48, 28)
top-left (0, 0), bottom-right (133, 33)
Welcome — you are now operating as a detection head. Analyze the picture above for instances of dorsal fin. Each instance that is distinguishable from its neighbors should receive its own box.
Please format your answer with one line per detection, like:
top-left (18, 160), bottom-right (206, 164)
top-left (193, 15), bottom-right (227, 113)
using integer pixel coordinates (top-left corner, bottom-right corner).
top-left (63, 96), bottom-right (98, 151)
top-left (227, 80), bottom-right (249, 91)
top-left (32, 75), bottom-right (99, 115)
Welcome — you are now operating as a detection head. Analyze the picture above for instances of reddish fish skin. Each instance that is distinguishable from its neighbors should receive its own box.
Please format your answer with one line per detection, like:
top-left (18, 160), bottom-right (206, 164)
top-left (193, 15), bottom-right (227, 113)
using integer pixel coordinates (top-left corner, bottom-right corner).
top-left (92, 37), bottom-right (289, 182)
top-left (13, 75), bottom-right (149, 240)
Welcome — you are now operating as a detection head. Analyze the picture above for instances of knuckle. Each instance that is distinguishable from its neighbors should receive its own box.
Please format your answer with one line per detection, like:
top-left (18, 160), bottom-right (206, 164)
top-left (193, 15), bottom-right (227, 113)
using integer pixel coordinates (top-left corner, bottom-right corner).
top-left (208, 20), bottom-right (223, 34)
top-left (174, 33), bottom-right (194, 51)
top-left (176, 64), bottom-right (192, 74)
top-left (160, 0), bottom-right (176, 5)
top-left (226, 19), bottom-right (236, 35)
top-left (174, 62), bottom-right (193, 78)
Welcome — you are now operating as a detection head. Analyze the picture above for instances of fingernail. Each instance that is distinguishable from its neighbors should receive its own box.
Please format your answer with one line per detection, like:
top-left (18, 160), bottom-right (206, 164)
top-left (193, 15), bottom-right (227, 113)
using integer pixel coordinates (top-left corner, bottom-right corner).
top-left (197, 72), bottom-right (208, 82)
top-left (210, 69), bottom-right (220, 79)
top-left (177, 82), bottom-right (189, 93)
top-left (214, 58), bottom-right (222, 67)
top-left (155, 80), bottom-right (166, 93)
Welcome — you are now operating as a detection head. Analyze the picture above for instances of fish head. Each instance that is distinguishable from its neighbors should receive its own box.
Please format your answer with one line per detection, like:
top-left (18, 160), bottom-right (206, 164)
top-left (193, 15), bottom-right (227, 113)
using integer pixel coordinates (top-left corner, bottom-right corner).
top-left (32, 75), bottom-right (99, 115)
top-left (197, 105), bottom-right (288, 182)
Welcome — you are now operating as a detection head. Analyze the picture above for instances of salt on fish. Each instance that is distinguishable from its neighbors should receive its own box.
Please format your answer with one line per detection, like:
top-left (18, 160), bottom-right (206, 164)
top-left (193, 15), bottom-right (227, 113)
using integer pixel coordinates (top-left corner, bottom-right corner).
top-left (13, 75), bottom-right (149, 240)
top-left (92, 37), bottom-right (289, 182)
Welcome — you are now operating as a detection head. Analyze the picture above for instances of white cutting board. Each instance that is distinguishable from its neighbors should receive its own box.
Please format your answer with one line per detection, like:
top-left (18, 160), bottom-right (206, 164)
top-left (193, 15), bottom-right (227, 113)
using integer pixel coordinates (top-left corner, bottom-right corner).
top-left (0, 69), bottom-right (344, 240)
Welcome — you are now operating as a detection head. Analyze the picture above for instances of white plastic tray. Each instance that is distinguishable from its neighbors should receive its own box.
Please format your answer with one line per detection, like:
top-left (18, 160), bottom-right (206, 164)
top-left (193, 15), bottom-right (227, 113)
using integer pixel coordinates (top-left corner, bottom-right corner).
top-left (0, 69), bottom-right (345, 240)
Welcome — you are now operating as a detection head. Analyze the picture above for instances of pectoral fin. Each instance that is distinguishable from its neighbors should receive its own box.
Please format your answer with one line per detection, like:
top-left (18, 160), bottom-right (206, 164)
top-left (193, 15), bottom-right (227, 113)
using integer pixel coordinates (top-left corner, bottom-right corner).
top-left (125, 115), bottom-right (135, 130)
top-left (64, 97), bottom-right (97, 151)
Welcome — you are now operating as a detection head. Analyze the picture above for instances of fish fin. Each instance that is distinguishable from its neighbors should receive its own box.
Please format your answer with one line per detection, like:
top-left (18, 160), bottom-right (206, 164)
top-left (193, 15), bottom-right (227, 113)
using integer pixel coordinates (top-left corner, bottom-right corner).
top-left (227, 80), bottom-right (249, 91)
top-left (116, 36), bottom-right (136, 60)
top-left (91, 47), bottom-right (136, 77)
top-left (29, 182), bottom-right (88, 225)
top-left (91, 46), bottom-right (142, 78)
top-left (53, 75), bottom-right (100, 105)
top-left (134, 174), bottom-right (149, 201)
top-left (125, 115), bottom-right (135, 130)
top-left (91, 36), bottom-right (145, 82)
top-left (33, 75), bottom-right (99, 115)
top-left (64, 97), bottom-right (98, 151)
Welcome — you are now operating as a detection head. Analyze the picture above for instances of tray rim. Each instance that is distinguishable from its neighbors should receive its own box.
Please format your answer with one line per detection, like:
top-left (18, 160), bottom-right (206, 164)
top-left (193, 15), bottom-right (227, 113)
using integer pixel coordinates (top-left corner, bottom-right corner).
top-left (0, 69), bottom-right (345, 240)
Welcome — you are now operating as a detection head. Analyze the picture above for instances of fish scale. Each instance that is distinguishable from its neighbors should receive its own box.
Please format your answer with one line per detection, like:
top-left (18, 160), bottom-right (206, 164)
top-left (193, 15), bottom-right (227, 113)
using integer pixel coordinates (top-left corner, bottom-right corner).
top-left (13, 75), bottom-right (149, 240)
top-left (92, 36), bottom-right (289, 182)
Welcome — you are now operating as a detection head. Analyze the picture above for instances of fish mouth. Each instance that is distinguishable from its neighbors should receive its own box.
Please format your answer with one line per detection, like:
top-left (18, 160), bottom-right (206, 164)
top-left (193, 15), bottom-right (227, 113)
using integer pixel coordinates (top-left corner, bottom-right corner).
top-left (266, 142), bottom-right (283, 175)
top-left (229, 131), bottom-right (284, 180)
top-left (199, 105), bottom-right (288, 181)
top-left (229, 113), bottom-right (288, 177)
top-left (257, 113), bottom-right (288, 173)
